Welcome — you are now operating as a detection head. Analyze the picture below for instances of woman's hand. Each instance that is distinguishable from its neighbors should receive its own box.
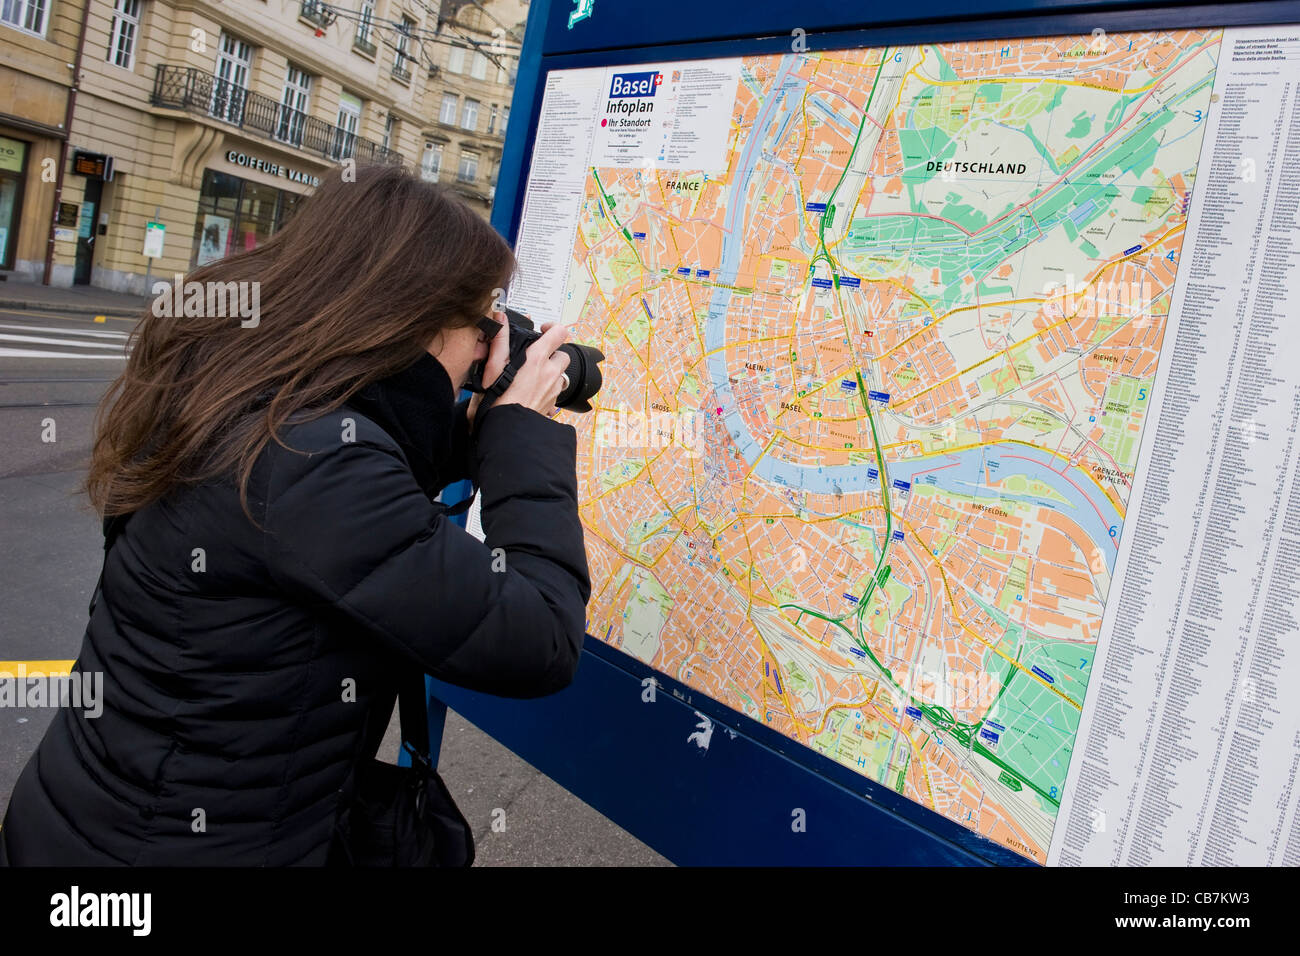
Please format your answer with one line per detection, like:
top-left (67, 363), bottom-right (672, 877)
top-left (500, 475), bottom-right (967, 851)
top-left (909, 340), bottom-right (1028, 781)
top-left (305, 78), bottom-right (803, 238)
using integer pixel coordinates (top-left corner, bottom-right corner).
top-left (467, 313), bottom-right (571, 426)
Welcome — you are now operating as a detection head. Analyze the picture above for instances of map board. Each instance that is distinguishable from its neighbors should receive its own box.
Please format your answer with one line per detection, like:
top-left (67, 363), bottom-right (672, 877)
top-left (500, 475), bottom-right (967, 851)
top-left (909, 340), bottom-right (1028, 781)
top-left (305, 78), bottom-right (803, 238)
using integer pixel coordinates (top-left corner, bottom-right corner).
top-left (493, 11), bottom-right (1300, 865)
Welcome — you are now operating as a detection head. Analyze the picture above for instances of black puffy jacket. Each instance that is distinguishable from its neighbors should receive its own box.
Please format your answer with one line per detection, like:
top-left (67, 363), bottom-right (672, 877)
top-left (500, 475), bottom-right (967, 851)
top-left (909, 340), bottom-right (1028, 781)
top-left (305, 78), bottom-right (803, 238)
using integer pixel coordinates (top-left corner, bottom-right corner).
top-left (0, 353), bottom-right (590, 865)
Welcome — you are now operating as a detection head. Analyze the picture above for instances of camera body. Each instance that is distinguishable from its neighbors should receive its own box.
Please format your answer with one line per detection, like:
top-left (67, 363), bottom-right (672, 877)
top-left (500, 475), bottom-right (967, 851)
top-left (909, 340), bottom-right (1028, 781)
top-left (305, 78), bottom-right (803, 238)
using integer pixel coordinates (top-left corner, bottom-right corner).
top-left (465, 307), bottom-right (604, 413)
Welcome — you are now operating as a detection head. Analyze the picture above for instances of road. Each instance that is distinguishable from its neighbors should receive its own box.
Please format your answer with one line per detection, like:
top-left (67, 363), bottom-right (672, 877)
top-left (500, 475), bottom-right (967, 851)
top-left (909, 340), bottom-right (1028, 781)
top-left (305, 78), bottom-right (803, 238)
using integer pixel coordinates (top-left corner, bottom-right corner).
top-left (0, 305), bottom-right (667, 865)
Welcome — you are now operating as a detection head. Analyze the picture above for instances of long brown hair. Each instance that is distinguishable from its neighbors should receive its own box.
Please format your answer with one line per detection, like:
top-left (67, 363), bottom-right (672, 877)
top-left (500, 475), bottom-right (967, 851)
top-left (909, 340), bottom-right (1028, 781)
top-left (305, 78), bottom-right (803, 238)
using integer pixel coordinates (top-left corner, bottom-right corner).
top-left (87, 163), bottom-right (516, 519)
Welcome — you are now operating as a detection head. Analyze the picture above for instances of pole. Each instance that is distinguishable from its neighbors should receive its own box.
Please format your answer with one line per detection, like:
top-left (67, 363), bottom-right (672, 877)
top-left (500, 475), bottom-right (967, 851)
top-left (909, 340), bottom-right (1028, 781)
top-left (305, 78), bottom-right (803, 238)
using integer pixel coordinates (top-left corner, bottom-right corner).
top-left (144, 205), bottom-right (159, 292)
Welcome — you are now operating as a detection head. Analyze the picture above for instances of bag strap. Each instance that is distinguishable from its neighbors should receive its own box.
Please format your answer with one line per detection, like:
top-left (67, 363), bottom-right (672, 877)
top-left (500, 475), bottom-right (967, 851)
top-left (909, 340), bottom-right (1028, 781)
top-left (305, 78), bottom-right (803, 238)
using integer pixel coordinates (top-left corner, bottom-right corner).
top-left (466, 349), bottom-right (522, 426)
top-left (439, 491), bottom-right (476, 517)
top-left (88, 512), bottom-right (132, 617)
top-left (397, 671), bottom-right (432, 770)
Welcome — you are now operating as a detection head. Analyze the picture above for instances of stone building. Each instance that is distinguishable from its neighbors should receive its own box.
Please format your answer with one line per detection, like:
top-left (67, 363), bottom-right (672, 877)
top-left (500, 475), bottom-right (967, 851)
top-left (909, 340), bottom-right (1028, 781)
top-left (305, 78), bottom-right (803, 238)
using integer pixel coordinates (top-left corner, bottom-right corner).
top-left (0, 0), bottom-right (526, 292)
top-left (419, 0), bottom-right (527, 215)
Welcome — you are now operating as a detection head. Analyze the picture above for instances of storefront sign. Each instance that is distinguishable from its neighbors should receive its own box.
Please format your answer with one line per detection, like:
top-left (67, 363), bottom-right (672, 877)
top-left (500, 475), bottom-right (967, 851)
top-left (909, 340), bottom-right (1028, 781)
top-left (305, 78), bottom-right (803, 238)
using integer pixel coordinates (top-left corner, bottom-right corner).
top-left (72, 151), bottom-right (114, 180)
top-left (224, 150), bottom-right (321, 187)
top-left (0, 136), bottom-right (26, 173)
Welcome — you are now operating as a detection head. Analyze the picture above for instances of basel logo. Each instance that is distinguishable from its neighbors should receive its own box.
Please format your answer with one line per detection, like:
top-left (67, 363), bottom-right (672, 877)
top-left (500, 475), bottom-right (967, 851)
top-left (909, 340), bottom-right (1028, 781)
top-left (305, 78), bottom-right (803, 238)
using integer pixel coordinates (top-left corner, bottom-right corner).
top-left (610, 71), bottom-right (662, 98)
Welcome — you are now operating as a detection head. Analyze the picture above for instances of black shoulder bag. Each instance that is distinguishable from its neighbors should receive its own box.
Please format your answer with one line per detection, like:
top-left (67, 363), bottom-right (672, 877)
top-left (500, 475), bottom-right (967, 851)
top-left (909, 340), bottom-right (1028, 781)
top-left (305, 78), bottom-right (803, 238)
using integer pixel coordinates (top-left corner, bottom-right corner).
top-left (92, 513), bottom-right (474, 868)
top-left (327, 494), bottom-right (478, 865)
top-left (330, 673), bottom-right (475, 867)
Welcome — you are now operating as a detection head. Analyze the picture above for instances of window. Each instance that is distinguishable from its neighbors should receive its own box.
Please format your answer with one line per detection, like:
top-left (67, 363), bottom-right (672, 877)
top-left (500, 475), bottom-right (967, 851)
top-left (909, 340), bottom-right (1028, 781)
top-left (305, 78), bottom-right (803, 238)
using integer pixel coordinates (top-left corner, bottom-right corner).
top-left (1, 0), bottom-right (48, 36)
top-left (497, 60), bottom-right (508, 84)
top-left (456, 150), bottom-right (478, 183)
top-left (333, 91), bottom-right (362, 159)
top-left (393, 17), bottom-right (414, 79)
top-left (460, 98), bottom-right (479, 132)
top-left (211, 34), bottom-right (253, 125)
top-left (0, 136), bottom-right (28, 271)
top-left (446, 44), bottom-right (465, 73)
top-left (382, 114), bottom-right (395, 151)
top-left (487, 105), bottom-right (498, 135)
top-left (277, 65), bottom-right (312, 148)
top-left (300, 0), bottom-right (329, 24)
top-left (439, 92), bottom-right (458, 125)
top-left (192, 170), bottom-right (301, 268)
top-left (421, 142), bottom-right (442, 181)
top-left (500, 105), bottom-right (509, 137)
top-left (470, 51), bottom-right (488, 80)
top-left (106, 0), bottom-right (141, 70)
top-left (354, 0), bottom-right (374, 48)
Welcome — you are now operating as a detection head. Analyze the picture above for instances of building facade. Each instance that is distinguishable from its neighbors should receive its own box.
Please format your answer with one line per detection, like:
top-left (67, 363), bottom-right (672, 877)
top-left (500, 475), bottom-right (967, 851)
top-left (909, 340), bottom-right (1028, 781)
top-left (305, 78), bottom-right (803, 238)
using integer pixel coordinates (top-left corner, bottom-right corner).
top-left (1, 0), bottom-right (82, 282)
top-left (419, 0), bottom-right (526, 214)
top-left (1, 0), bottom-right (524, 293)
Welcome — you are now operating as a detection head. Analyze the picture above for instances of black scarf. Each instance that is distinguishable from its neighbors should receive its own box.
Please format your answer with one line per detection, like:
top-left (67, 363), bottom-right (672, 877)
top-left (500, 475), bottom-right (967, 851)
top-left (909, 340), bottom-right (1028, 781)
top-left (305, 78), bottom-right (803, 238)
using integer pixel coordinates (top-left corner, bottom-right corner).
top-left (345, 352), bottom-right (463, 499)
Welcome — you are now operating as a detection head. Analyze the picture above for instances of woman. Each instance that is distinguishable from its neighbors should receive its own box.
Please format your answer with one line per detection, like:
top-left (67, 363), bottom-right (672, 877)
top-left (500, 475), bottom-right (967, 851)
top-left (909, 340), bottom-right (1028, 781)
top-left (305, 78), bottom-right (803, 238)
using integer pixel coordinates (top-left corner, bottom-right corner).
top-left (0, 164), bottom-right (591, 865)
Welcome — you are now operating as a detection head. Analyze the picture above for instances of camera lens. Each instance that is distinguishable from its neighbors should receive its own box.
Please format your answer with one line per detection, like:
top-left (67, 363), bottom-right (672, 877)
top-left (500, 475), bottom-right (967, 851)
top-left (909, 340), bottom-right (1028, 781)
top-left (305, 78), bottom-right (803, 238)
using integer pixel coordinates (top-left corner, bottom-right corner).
top-left (555, 342), bottom-right (604, 411)
top-left (465, 310), bottom-right (605, 413)
top-left (502, 309), bottom-right (604, 413)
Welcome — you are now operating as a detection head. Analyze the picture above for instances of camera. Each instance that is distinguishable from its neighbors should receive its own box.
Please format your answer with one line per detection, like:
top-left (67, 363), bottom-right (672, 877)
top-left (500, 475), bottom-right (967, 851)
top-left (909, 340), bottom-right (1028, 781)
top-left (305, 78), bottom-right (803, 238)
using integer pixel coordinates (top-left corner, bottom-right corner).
top-left (466, 307), bottom-right (604, 413)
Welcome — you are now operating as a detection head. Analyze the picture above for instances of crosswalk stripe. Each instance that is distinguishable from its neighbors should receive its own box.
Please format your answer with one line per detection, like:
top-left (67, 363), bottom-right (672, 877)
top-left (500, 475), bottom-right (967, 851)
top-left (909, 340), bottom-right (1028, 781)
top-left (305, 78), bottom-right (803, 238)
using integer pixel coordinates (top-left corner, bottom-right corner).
top-left (0, 333), bottom-right (126, 350)
top-left (0, 348), bottom-right (127, 359)
top-left (0, 322), bottom-right (130, 339)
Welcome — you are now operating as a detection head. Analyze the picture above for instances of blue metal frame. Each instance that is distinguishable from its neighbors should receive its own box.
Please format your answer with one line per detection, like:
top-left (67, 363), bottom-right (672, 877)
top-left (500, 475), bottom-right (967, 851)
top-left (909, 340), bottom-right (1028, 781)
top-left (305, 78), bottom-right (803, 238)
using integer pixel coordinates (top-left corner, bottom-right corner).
top-left (422, 0), bottom-right (1300, 865)
top-left (541, 0), bottom-right (1296, 54)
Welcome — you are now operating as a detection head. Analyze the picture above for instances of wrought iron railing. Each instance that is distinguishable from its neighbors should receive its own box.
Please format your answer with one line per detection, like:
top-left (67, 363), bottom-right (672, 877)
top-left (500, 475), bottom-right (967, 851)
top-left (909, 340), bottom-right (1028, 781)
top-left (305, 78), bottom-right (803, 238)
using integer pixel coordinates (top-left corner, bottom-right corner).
top-left (151, 64), bottom-right (403, 167)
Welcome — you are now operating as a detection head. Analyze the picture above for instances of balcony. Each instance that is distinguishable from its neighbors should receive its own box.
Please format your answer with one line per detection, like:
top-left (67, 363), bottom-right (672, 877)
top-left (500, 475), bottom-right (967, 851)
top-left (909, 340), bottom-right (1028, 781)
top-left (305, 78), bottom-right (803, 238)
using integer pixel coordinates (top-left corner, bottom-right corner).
top-left (151, 65), bottom-right (403, 167)
top-left (391, 61), bottom-right (412, 83)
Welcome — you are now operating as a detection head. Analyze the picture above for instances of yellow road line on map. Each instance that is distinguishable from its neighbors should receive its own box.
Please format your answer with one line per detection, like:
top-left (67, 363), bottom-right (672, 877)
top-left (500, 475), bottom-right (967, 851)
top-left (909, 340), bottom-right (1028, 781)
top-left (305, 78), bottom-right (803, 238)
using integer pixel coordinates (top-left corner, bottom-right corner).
top-left (809, 696), bottom-right (879, 737)
top-left (581, 522), bottom-right (655, 574)
top-left (743, 429), bottom-right (783, 479)
top-left (892, 222), bottom-right (1187, 412)
top-left (917, 73), bottom-right (1163, 95)
top-left (876, 293), bottom-right (1051, 363)
top-left (904, 517), bottom-right (1082, 710)
top-left (581, 447), bottom-right (670, 506)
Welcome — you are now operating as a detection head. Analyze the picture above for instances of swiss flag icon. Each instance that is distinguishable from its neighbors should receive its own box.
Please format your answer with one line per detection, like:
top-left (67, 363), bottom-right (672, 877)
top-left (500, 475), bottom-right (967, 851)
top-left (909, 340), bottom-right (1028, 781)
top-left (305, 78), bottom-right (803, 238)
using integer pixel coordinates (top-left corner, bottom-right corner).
top-left (654, 73), bottom-right (663, 86)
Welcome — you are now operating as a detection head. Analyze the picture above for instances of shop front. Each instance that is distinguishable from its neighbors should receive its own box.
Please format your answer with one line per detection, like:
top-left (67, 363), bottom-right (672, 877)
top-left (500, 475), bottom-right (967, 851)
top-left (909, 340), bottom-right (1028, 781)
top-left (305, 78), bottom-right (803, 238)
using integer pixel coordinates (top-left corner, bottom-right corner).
top-left (0, 135), bottom-right (30, 272)
top-left (190, 148), bottom-right (322, 268)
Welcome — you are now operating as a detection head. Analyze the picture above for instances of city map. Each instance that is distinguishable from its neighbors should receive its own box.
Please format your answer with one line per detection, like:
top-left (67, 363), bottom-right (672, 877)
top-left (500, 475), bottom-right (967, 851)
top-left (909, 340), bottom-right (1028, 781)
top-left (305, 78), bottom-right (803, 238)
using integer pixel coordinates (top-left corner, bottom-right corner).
top-left (546, 30), bottom-right (1222, 861)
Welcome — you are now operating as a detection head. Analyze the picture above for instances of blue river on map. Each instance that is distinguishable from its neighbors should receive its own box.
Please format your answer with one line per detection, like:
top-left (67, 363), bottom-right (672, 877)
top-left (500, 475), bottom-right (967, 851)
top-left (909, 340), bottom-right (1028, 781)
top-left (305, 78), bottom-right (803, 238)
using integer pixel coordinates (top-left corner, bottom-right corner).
top-left (698, 54), bottom-right (1123, 573)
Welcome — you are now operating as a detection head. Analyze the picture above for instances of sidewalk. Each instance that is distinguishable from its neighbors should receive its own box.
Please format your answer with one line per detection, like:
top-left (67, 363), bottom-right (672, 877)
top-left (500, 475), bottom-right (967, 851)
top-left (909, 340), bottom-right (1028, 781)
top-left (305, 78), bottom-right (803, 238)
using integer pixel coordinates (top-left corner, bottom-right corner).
top-left (0, 281), bottom-right (150, 318)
